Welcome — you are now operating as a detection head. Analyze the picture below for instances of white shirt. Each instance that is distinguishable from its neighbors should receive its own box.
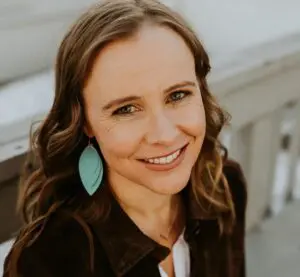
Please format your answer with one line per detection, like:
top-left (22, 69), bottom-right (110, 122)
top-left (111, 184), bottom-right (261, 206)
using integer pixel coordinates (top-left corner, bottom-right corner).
top-left (158, 231), bottom-right (190, 277)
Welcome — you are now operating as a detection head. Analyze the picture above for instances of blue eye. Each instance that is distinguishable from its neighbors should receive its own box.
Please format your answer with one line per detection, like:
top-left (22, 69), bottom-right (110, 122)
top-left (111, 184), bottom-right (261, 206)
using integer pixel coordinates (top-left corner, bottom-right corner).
top-left (168, 90), bottom-right (191, 103)
top-left (113, 105), bottom-right (138, 115)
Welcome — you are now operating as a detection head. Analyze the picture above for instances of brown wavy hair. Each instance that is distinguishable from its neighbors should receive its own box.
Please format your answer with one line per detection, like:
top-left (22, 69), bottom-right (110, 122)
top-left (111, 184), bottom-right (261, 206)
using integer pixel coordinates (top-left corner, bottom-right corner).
top-left (5, 0), bottom-right (234, 275)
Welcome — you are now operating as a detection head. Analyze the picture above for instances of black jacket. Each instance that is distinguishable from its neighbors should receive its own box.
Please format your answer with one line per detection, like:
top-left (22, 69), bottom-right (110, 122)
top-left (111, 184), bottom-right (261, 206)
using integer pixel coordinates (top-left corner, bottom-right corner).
top-left (3, 160), bottom-right (247, 277)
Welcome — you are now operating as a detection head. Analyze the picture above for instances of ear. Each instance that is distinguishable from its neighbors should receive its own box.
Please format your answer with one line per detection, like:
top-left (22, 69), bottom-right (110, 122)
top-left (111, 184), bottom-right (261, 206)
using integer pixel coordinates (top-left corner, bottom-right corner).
top-left (83, 121), bottom-right (94, 138)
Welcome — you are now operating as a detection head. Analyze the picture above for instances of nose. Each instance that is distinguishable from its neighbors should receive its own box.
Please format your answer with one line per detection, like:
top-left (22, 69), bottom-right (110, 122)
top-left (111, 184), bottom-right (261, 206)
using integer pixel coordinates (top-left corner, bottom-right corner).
top-left (145, 111), bottom-right (179, 146)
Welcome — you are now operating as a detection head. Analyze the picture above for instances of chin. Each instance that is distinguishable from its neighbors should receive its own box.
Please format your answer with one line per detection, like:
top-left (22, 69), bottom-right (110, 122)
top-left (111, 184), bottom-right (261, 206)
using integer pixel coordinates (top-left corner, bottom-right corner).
top-left (145, 170), bottom-right (192, 195)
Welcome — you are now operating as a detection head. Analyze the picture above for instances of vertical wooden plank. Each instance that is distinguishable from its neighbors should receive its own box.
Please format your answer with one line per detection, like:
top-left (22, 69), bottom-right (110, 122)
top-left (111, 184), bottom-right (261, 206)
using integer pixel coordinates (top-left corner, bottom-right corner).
top-left (219, 126), bottom-right (232, 152)
top-left (285, 101), bottom-right (300, 200)
top-left (229, 126), bottom-right (251, 181)
top-left (266, 109), bottom-right (285, 215)
top-left (0, 177), bottom-right (22, 243)
top-left (245, 111), bottom-right (282, 230)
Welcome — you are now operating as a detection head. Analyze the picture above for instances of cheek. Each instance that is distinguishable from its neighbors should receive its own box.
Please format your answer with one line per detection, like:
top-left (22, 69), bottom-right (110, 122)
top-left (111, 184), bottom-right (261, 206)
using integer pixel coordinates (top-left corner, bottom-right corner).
top-left (93, 121), bottom-right (145, 158)
top-left (175, 97), bottom-right (206, 137)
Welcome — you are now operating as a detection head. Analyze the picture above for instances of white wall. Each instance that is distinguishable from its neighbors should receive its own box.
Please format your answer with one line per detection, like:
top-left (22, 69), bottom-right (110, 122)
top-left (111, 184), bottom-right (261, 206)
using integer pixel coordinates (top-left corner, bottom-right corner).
top-left (0, 0), bottom-right (98, 83)
top-left (179, 0), bottom-right (300, 65)
top-left (1, 0), bottom-right (299, 82)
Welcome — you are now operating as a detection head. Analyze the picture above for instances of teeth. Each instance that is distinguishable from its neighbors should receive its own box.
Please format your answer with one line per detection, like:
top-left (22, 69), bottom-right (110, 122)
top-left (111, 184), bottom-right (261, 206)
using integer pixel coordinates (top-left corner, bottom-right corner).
top-left (146, 149), bottom-right (181, 164)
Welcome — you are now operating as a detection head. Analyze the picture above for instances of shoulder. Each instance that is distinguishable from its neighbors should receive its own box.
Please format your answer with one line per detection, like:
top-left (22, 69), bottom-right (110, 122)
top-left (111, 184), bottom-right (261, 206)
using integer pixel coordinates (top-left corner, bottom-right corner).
top-left (223, 159), bottom-right (247, 220)
top-left (26, 211), bottom-right (92, 255)
top-left (4, 211), bottom-right (98, 277)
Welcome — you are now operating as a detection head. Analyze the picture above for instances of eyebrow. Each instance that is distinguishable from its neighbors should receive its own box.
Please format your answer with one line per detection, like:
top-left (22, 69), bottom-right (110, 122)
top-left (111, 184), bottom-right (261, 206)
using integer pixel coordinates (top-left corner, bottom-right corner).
top-left (102, 80), bottom-right (197, 111)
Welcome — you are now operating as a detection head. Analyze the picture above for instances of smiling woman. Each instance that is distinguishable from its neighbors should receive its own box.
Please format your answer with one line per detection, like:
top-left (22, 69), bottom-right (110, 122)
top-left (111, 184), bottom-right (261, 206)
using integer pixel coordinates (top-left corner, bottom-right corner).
top-left (3, 1), bottom-right (247, 277)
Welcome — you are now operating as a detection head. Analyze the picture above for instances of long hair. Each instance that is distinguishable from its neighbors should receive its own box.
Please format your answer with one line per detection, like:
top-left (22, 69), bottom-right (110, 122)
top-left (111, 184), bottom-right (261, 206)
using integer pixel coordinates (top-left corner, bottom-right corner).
top-left (6, 0), bottom-right (234, 275)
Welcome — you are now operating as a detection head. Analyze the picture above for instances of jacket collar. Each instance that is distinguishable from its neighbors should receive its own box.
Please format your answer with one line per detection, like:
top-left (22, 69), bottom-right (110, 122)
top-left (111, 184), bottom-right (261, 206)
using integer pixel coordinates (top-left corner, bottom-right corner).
top-left (92, 193), bottom-right (170, 276)
top-left (90, 183), bottom-right (218, 276)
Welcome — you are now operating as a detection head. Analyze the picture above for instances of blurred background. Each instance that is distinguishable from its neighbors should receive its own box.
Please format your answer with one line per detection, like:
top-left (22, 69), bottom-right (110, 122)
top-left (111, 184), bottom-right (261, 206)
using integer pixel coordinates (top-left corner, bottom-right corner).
top-left (0, 0), bottom-right (299, 276)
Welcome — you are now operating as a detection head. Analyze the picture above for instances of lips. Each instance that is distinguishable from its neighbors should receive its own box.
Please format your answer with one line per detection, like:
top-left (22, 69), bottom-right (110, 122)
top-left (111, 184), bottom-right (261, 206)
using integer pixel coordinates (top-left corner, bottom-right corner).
top-left (140, 144), bottom-right (188, 165)
top-left (145, 149), bottom-right (181, 164)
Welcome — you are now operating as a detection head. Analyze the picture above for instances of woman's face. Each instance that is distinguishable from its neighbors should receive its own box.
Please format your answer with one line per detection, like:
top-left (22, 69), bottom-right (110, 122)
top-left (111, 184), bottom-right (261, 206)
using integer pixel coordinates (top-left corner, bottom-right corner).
top-left (83, 24), bottom-right (206, 196)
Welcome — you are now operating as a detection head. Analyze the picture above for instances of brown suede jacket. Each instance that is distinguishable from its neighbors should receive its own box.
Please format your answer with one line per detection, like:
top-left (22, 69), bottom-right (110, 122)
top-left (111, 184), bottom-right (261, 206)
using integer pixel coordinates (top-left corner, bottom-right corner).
top-left (3, 160), bottom-right (247, 277)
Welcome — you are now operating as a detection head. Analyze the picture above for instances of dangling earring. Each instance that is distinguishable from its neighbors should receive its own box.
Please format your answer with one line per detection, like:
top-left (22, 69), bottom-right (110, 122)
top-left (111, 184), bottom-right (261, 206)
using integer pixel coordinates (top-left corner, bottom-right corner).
top-left (78, 137), bottom-right (103, 195)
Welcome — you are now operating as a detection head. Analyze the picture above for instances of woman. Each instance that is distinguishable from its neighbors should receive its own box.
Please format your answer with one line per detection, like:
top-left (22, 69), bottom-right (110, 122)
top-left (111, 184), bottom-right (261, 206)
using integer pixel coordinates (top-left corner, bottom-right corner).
top-left (3, 0), bottom-right (247, 276)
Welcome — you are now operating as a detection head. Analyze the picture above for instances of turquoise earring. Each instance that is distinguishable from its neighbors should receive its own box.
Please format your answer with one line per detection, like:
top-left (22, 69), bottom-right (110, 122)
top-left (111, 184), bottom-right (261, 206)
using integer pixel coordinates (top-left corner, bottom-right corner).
top-left (78, 139), bottom-right (103, 195)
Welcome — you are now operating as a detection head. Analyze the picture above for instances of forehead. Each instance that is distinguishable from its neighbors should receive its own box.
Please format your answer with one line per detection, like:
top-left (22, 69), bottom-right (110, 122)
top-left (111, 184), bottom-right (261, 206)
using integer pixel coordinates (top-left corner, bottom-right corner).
top-left (84, 24), bottom-right (196, 100)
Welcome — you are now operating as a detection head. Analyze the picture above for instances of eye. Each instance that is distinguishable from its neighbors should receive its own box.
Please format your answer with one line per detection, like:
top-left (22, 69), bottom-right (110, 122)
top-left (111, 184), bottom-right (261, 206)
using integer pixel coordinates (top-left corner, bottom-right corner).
top-left (112, 104), bottom-right (138, 116)
top-left (167, 90), bottom-right (191, 103)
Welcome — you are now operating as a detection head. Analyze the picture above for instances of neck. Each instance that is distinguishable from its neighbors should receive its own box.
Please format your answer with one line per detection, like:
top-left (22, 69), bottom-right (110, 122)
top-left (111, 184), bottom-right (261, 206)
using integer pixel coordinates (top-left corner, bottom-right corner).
top-left (108, 171), bottom-right (183, 242)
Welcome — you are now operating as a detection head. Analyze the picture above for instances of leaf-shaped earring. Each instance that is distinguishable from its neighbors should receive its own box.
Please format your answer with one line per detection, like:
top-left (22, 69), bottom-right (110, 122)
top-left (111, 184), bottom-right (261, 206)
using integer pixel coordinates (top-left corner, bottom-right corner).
top-left (78, 139), bottom-right (103, 196)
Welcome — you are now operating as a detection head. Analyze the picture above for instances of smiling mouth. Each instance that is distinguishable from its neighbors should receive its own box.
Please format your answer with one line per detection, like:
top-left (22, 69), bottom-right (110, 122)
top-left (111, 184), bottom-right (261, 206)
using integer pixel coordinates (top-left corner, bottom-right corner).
top-left (141, 145), bottom-right (188, 165)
